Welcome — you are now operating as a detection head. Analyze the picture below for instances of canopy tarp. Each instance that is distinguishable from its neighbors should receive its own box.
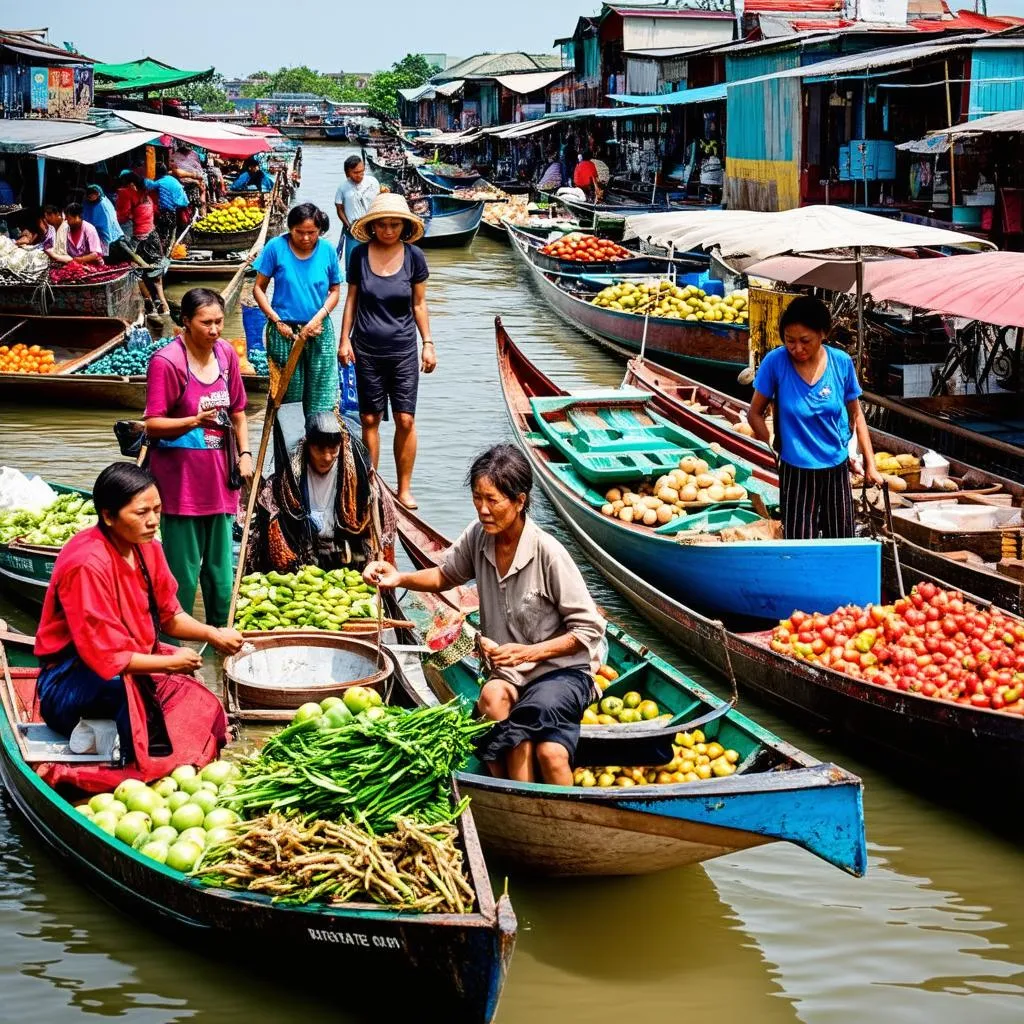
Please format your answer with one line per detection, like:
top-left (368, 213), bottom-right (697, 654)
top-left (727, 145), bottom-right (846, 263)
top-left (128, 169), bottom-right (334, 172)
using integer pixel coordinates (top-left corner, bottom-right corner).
top-left (609, 82), bottom-right (727, 107)
top-left (110, 109), bottom-right (270, 156)
top-left (94, 58), bottom-right (214, 94)
top-left (494, 70), bottom-right (571, 95)
top-left (931, 108), bottom-right (1024, 138)
top-left (623, 206), bottom-right (993, 268)
top-left (34, 128), bottom-right (161, 164)
top-left (0, 119), bottom-right (100, 155)
top-left (747, 251), bottom-right (1024, 328)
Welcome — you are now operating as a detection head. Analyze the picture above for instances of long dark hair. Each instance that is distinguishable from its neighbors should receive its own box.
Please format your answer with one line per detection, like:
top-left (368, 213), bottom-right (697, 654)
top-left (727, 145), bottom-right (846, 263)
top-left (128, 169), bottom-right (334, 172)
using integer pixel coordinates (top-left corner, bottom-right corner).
top-left (93, 463), bottom-right (158, 531)
top-left (467, 444), bottom-right (533, 514)
top-left (287, 202), bottom-right (329, 236)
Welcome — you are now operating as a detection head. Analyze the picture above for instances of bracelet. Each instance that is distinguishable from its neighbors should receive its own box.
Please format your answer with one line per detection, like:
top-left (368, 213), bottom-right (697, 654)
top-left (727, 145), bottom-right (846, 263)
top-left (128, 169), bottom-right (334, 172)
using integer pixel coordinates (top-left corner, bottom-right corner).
top-left (422, 340), bottom-right (435, 347)
top-left (239, 451), bottom-right (252, 458)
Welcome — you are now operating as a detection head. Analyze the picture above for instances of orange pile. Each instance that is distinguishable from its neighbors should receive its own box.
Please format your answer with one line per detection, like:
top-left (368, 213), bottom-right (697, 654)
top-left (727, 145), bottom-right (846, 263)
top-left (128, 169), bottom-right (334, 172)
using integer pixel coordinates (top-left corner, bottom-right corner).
top-left (227, 337), bottom-right (256, 375)
top-left (0, 343), bottom-right (57, 374)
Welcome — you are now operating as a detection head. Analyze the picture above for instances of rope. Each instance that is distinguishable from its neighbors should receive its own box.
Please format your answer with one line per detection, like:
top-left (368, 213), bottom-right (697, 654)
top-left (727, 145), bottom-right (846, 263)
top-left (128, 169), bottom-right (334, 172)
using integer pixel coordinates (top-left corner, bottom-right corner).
top-left (712, 619), bottom-right (739, 706)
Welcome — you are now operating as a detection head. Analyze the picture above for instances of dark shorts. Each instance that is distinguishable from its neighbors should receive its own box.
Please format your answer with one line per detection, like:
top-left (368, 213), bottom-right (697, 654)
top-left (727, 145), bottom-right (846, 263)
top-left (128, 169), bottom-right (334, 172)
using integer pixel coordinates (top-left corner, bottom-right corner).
top-left (476, 666), bottom-right (596, 765)
top-left (354, 348), bottom-right (419, 418)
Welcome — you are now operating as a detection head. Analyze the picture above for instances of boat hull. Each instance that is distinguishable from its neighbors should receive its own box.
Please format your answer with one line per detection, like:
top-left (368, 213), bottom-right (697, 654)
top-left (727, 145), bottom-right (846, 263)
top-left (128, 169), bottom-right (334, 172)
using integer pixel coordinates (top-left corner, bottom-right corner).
top-left (0, 654), bottom-right (516, 1024)
top-left (507, 226), bottom-right (748, 373)
top-left (417, 196), bottom-right (482, 248)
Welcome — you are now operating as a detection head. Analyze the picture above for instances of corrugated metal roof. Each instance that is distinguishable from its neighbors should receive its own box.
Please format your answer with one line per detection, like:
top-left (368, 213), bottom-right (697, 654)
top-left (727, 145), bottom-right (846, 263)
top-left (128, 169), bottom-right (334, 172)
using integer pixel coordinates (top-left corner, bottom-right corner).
top-left (494, 70), bottom-right (571, 94)
top-left (433, 52), bottom-right (562, 83)
top-left (744, 0), bottom-right (841, 11)
top-left (609, 82), bottom-right (727, 106)
top-left (434, 79), bottom-right (465, 97)
top-left (0, 119), bottom-right (100, 154)
top-left (623, 41), bottom-right (732, 58)
top-left (934, 108), bottom-right (1024, 135)
top-left (398, 84), bottom-right (435, 101)
top-left (0, 30), bottom-right (93, 63)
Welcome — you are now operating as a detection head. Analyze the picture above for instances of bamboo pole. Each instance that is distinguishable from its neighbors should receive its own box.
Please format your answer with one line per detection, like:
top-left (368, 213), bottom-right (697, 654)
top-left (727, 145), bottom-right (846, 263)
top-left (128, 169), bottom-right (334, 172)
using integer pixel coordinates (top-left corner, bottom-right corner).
top-left (226, 328), bottom-right (310, 630)
top-left (944, 60), bottom-right (957, 211)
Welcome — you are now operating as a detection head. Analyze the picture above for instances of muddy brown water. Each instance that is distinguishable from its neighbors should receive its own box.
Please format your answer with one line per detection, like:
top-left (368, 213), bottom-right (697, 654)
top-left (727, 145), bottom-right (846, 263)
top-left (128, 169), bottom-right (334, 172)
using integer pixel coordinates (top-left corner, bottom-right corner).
top-left (0, 144), bottom-right (1021, 1023)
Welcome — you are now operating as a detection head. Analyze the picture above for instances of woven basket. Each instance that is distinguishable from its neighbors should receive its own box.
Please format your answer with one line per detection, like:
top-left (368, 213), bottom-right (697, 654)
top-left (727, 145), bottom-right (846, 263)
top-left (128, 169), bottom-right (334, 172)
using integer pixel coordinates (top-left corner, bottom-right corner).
top-left (190, 226), bottom-right (261, 253)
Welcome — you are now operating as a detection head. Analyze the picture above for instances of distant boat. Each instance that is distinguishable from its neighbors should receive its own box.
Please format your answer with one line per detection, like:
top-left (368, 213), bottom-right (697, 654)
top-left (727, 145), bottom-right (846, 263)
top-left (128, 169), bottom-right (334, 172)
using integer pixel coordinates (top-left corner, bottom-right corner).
top-left (413, 195), bottom-right (483, 248)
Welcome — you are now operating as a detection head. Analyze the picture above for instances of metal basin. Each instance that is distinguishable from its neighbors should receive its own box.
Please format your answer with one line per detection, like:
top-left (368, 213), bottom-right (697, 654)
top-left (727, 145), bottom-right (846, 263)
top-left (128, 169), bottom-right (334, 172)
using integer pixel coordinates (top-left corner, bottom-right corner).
top-left (224, 632), bottom-right (394, 710)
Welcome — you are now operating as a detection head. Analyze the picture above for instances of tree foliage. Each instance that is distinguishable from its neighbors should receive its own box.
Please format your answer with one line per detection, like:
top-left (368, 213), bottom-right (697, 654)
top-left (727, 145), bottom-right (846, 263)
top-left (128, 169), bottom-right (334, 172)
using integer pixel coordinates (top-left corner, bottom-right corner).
top-left (178, 72), bottom-right (233, 113)
top-left (239, 65), bottom-right (361, 101)
top-left (363, 54), bottom-right (439, 117)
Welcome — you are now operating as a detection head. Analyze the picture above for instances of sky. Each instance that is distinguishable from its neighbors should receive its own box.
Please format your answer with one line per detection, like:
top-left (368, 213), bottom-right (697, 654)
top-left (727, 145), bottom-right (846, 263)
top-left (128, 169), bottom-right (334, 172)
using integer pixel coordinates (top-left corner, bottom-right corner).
top-left (7, 0), bottom-right (600, 77)
top-left (7, 0), bottom-right (1024, 77)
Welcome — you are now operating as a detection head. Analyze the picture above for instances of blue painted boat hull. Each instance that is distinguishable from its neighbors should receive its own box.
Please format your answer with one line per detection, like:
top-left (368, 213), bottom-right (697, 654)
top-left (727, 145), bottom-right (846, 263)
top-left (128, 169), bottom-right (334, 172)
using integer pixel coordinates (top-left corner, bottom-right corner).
top-left (565, 490), bottom-right (880, 620)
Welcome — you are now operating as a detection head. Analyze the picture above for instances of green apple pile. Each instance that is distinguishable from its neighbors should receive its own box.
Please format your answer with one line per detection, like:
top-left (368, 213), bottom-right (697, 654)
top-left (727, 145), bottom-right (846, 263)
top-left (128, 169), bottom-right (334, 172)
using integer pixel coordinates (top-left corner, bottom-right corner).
top-left (74, 761), bottom-right (242, 873)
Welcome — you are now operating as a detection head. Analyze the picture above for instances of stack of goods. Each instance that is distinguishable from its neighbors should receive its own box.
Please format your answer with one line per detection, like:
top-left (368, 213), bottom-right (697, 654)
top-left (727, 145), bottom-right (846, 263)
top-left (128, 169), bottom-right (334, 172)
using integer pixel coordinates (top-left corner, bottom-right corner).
top-left (591, 281), bottom-right (749, 324)
top-left (539, 234), bottom-right (631, 262)
top-left (850, 451), bottom-right (930, 493)
top-left (583, 687), bottom-right (665, 726)
top-left (482, 195), bottom-right (529, 227)
top-left (48, 263), bottom-right (131, 285)
top-left (0, 343), bottom-right (57, 374)
top-left (234, 566), bottom-right (380, 631)
top-left (0, 491), bottom-right (97, 546)
top-left (452, 185), bottom-right (507, 201)
top-left (572, 728), bottom-right (740, 788)
top-left (599, 457), bottom-right (748, 526)
top-left (193, 203), bottom-right (264, 234)
top-left (0, 235), bottom-right (47, 284)
top-left (78, 335), bottom-right (172, 376)
top-left (768, 584), bottom-right (1024, 712)
top-left (226, 337), bottom-right (257, 374)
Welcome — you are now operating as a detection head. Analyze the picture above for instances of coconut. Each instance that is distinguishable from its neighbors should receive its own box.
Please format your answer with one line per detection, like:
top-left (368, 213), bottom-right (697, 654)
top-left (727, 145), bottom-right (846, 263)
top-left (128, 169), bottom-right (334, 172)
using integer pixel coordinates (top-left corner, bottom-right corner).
top-left (695, 472), bottom-right (716, 489)
top-left (707, 483), bottom-right (726, 502)
top-left (679, 484), bottom-right (698, 502)
top-left (679, 456), bottom-right (699, 474)
top-left (642, 509), bottom-right (658, 526)
top-left (656, 505), bottom-right (674, 524)
top-left (693, 459), bottom-right (710, 476)
top-left (657, 486), bottom-right (679, 504)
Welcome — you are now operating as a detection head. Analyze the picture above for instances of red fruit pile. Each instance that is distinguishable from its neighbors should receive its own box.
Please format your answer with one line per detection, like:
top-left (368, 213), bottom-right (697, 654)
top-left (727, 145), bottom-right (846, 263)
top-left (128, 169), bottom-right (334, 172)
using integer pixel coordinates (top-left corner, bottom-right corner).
top-left (539, 234), bottom-right (632, 262)
top-left (770, 583), bottom-right (1024, 714)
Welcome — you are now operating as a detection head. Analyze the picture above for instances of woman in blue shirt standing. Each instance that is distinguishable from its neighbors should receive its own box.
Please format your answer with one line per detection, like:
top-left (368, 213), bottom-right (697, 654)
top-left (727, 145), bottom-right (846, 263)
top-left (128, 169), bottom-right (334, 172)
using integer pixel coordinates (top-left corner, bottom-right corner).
top-left (339, 193), bottom-right (435, 511)
top-left (748, 296), bottom-right (883, 539)
top-left (253, 203), bottom-right (342, 416)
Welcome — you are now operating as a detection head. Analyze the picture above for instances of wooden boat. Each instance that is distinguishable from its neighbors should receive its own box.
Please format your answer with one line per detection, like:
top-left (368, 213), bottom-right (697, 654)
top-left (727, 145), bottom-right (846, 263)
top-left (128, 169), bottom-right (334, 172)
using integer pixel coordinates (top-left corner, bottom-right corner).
top-left (495, 323), bottom-right (1024, 816)
top-left (862, 390), bottom-right (1024, 486)
top-left (550, 192), bottom-right (717, 236)
top-left (0, 483), bottom-right (89, 607)
top-left (624, 357), bottom-right (1024, 615)
top-left (506, 223), bottom-right (751, 378)
top-left (166, 196), bottom-right (275, 281)
top-left (411, 195), bottom-right (483, 249)
top-left (392, 506), bottom-right (867, 877)
top-left (0, 627), bottom-right (516, 1024)
top-left (0, 266), bottom-right (140, 320)
top-left (496, 320), bottom-right (879, 621)
top-left (363, 150), bottom-right (403, 189)
top-left (414, 165), bottom-right (482, 193)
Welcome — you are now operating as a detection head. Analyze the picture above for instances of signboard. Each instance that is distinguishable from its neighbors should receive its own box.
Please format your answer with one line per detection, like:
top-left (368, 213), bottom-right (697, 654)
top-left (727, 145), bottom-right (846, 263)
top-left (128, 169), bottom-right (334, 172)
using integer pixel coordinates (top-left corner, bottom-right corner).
top-left (519, 102), bottom-right (546, 122)
top-left (73, 67), bottom-right (93, 118)
top-left (853, 0), bottom-right (908, 23)
top-left (30, 67), bottom-right (48, 112)
top-left (48, 67), bottom-right (74, 118)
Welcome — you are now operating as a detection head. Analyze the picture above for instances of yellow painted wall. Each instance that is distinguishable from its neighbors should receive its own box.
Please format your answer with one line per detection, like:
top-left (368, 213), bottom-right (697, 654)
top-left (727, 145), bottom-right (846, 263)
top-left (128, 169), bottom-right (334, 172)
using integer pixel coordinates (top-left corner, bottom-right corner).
top-left (725, 157), bottom-right (800, 212)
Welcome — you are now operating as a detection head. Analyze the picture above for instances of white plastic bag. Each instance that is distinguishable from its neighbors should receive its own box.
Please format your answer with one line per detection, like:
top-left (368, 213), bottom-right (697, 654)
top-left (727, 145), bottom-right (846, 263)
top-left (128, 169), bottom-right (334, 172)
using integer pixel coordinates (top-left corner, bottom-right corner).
top-left (919, 450), bottom-right (950, 488)
top-left (0, 467), bottom-right (57, 512)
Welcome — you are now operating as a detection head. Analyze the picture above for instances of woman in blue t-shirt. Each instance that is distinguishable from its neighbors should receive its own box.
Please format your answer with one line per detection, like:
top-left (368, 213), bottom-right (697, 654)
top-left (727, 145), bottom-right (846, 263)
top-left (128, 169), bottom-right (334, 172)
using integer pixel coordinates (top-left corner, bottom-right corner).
top-left (748, 296), bottom-right (883, 539)
top-left (339, 193), bottom-right (435, 510)
top-left (253, 203), bottom-right (342, 416)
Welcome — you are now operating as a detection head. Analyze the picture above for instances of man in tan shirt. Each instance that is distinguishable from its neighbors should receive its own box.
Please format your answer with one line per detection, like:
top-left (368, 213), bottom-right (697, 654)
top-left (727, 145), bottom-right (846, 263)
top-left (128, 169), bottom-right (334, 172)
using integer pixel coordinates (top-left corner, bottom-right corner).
top-left (365, 444), bottom-right (605, 785)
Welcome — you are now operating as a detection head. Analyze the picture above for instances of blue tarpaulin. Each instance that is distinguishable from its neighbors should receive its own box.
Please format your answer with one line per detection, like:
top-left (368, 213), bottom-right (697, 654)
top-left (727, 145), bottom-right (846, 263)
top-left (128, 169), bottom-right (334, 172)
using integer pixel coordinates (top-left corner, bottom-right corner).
top-left (607, 83), bottom-right (727, 108)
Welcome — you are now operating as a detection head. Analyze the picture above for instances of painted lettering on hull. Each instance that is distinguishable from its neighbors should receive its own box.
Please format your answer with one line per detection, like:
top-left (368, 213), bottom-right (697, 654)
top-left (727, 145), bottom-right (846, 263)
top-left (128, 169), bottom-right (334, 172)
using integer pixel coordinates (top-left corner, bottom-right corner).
top-left (307, 928), bottom-right (402, 950)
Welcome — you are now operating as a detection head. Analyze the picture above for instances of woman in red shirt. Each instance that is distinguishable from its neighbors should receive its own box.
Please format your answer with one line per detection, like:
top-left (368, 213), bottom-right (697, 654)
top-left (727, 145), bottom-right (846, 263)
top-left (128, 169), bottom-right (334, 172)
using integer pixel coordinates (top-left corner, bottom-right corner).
top-left (572, 151), bottom-right (603, 202)
top-left (34, 463), bottom-right (242, 766)
top-left (115, 171), bottom-right (170, 314)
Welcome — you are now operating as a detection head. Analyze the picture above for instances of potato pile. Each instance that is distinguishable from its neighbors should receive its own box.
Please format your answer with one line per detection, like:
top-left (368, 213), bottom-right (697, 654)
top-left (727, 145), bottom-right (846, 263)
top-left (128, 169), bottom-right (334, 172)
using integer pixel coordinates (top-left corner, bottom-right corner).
top-left (600, 455), bottom-right (748, 526)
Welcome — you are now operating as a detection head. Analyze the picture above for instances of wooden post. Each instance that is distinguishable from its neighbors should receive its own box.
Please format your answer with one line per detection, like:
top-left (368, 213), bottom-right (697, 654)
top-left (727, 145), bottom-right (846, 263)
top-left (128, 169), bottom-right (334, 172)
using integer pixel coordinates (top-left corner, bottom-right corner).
top-left (944, 60), bottom-right (957, 210)
top-left (855, 246), bottom-right (865, 376)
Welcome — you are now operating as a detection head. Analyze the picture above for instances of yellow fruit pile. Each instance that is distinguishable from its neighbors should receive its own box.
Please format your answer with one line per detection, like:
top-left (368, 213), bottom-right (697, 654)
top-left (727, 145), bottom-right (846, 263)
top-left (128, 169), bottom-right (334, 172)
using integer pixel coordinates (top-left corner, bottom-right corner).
top-left (600, 456), bottom-right (747, 526)
top-left (573, 730), bottom-right (740, 787)
top-left (194, 205), bottom-right (264, 234)
top-left (591, 281), bottom-right (748, 324)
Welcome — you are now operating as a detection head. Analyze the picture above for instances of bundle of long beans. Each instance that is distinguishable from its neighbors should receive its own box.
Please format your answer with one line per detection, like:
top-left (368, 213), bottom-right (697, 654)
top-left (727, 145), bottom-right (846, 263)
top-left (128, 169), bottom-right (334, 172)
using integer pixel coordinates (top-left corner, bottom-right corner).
top-left (228, 702), bottom-right (491, 833)
top-left (194, 812), bottom-right (475, 912)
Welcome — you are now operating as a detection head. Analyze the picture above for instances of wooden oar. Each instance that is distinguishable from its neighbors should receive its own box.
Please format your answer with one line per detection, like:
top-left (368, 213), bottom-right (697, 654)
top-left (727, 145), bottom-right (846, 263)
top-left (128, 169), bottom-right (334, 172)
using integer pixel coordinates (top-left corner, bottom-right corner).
top-left (226, 328), bottom-right (309, 630)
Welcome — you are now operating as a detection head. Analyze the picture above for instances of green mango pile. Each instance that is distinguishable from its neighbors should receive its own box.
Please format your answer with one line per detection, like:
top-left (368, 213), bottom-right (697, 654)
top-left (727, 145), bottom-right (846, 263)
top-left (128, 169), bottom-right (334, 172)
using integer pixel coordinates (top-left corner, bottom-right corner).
top-left (235, 565), bottom-right (379, 632)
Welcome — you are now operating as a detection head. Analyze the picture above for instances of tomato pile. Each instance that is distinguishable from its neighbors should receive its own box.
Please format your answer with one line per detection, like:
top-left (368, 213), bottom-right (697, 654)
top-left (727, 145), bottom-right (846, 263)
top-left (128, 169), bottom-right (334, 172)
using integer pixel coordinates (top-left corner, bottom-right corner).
top-left (0, 343), bottom-right (57, 374)
top-left (770, 584), bottom-right (1024, 713)
top-left (539, 233), bottom-right (631, 262)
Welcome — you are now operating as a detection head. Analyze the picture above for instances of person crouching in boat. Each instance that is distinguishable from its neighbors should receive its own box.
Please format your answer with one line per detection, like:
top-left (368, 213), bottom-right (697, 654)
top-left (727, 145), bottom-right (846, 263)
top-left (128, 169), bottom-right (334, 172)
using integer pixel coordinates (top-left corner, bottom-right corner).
top-left (34, 463), bottom-right (242, 770)
top-left (246, 411), bottom-right (390, 573)
top-left (364, 444), bottom-right (605, 785)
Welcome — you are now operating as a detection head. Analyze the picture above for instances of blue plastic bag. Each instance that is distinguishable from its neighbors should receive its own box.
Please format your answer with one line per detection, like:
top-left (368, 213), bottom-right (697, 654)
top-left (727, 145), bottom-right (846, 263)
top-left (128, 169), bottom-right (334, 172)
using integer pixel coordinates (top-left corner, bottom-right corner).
top-left (339, 360), bottom-right (359, 416)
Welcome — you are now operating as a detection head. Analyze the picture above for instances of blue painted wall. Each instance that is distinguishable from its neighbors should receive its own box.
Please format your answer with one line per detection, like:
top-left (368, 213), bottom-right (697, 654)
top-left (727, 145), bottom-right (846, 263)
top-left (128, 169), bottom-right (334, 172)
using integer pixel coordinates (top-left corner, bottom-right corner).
top-left (970, 48), bottom-right (1024, 119)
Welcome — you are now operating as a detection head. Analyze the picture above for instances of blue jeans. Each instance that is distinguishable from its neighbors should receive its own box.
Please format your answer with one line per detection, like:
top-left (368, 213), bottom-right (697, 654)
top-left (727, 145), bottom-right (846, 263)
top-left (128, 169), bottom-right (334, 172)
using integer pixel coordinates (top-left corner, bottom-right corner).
top-left (337, 230), bottom-right (359, 282)
top-left (37, 655), bottom-right (133, 759)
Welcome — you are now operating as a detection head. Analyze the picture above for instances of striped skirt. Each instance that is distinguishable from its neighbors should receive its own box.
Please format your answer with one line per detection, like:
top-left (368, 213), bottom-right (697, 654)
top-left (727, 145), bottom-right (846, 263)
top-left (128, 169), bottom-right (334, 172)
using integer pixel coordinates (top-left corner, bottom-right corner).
top-left (778, 460), bottom-right (855, 540)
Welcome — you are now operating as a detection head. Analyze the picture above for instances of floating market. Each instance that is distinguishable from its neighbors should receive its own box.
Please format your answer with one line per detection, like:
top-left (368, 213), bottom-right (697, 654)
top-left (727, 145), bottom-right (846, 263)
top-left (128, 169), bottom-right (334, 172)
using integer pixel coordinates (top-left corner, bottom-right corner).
top-left (0, 12), bottom-right (1023, 1024)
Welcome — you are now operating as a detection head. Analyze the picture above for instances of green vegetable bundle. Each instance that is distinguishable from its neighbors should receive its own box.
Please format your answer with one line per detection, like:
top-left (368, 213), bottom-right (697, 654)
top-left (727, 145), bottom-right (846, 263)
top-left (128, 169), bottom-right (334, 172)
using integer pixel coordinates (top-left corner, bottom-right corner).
top-left (235, 565), bottom-right (380, 632)
top-left (228, 702), bottom-right (492, 833)
top-left (0, 492), bottom-right (97, 546)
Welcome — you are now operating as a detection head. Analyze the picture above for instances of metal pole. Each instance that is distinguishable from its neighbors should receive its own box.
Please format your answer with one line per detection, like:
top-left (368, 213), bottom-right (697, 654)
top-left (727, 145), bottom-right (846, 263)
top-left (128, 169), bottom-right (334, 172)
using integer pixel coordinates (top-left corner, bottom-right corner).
top-left (855, 246), bottom-right (865, 376)
top-left (639, 309), bottom-right (652, 363)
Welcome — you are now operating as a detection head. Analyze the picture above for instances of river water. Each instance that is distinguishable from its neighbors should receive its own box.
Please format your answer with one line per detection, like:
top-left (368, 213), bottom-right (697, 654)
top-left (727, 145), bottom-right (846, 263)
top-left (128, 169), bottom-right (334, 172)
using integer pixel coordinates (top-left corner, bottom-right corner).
top-left (0, 143), bottom-right (1021, 1023)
